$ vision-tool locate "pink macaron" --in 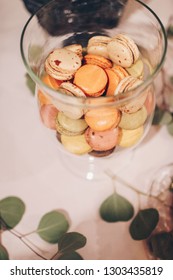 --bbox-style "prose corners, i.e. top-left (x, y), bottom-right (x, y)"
top-left (85, 125), bottom-right (120, 151)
